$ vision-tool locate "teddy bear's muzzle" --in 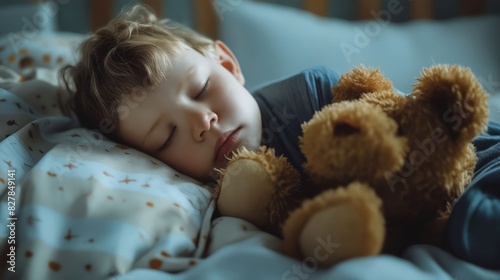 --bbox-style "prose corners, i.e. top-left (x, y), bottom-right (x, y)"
top-left (300, 101), bottom-right (409, 185)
